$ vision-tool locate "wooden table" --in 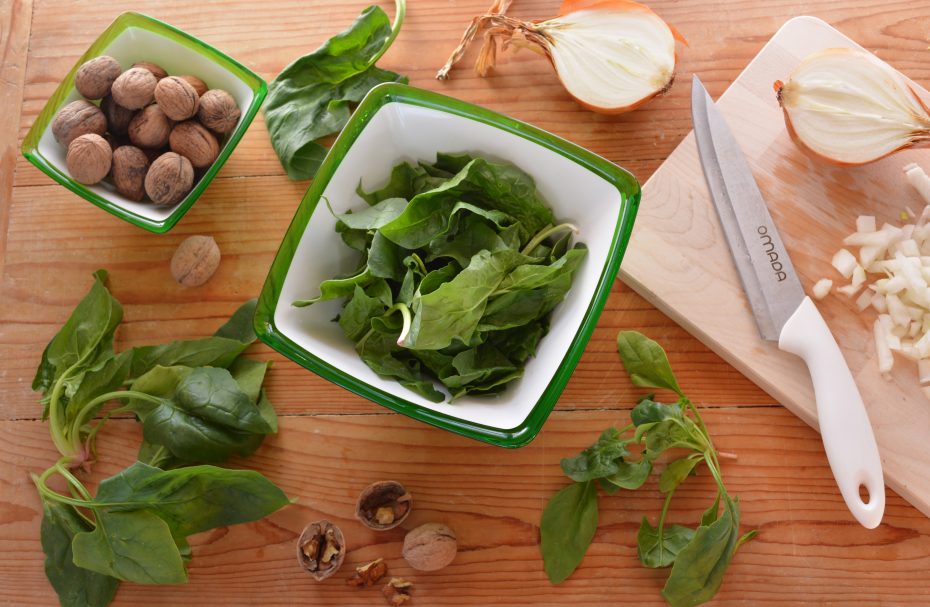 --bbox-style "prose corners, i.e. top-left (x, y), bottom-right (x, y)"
top-left (3, 1), bottom-right (930, 605)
